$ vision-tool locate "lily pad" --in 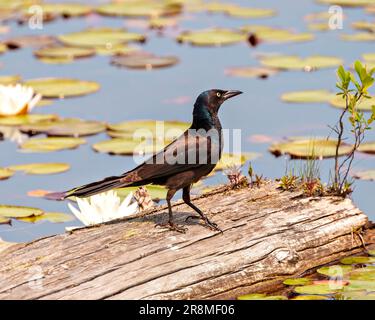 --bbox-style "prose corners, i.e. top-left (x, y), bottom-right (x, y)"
top-left (58, 28), bottom-right (145, 48)
top-left (330, 95), bottom-right (375, 111)
top-left (340, 256), bottom-right (375, 264)
top-left (225, 66), bottom-right (279, 79)
top-left (0, 216), bottom-right (10, 224)
top-left (283, 278), bottom-right (312, 286)
top-left (349, 269), bottom-right (375, 281)
top-left (294, 283), bottom-right (341, 295)
top-left (5, 35), bottom-right (57, 49)
top-left (241, 25), bottom-right (314, 44)
top-left (352, 21), bottom-right (375, 32)
top-left (260, 55), bottom-right (343, 71)
top-left (346, 280), bottom-right (375, 291)
top-left (353, 170), bottom-right (375, 181)
top-left (317, 0), bottom-right (375, 7)
top-left (17, 212), bottom-right (74, 223)
top-left (20, 137), bottom-right (86, 153)
top-left (0, 205), bottom-right (43, 218)
top-left (116, 185), bottom-right (168, 200)
top-left (341, 33), bottom-right (375, 41)
top-left (0, 114), bottom-right (58, 126)
top-left (36, 57), bottom-right (74, 65)
top-left (149, 17), bottom-right (178, 29)
top-left (20, 118), bottom-right (106, 137)
top-left (269, 139), bottom-right (353, 159)
top-left (363, 53), bottom-right (375, 62)
top-left (292, 295), bottom-right (329, 300)
top-left (34, 46), bottom-right (95, 60)
top-left (358, 142), bottom-right (375, 154)
top-left (215, 153), bottom-right (260, 171)
top-left (111, 54), bottom-right (179, 70)
top-left (317, 265), bottom-right (353, 277)
top-left (96, 2), bottom-right (182, 18)
top-left (108, 120), bottom-right (189, 140)
top-left (24, 78), bottom-right (100, 99)
top-left (281, 90), bottom-right (335, 103)
top-left (95, 44), bottom-right (139, 56)
top-left (0, 168), bottom-right (14, 180)
top-left (92, 138), bottom-right (164, 156)
top-left (8, 163), bottom-right (70, 175)
top-left (35, 3), bottom-right (92, 17)
top-left (177, 28), bottom-right (247, 46)
top-left (0, 75), bottom-right (21, 85)
top-left (226, 6), bottom-right (276, 19)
